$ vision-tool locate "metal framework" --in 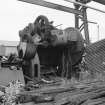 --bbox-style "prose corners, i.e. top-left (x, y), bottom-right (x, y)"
top-left (18, 0), bottom-right (105, 45)
top-left (18, 0), bottom-right (82, 15)
top-left (64, 0), bottom-right (105, 13)
top-left (74, 2), bottom-right (90, 44)
top-left (93, 0), bottom-right (105, 5)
